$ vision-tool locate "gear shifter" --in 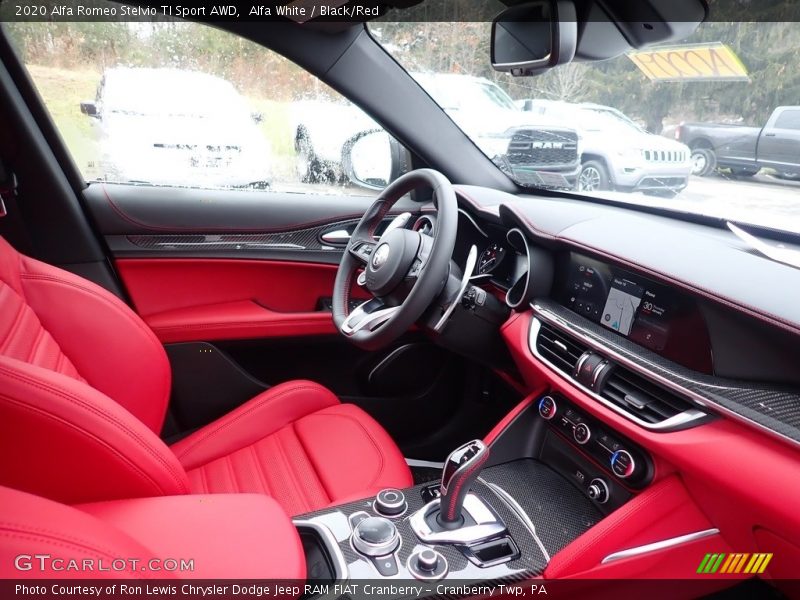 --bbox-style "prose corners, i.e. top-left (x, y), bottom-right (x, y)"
top-left (437, 439), bottom-right (489, 529)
